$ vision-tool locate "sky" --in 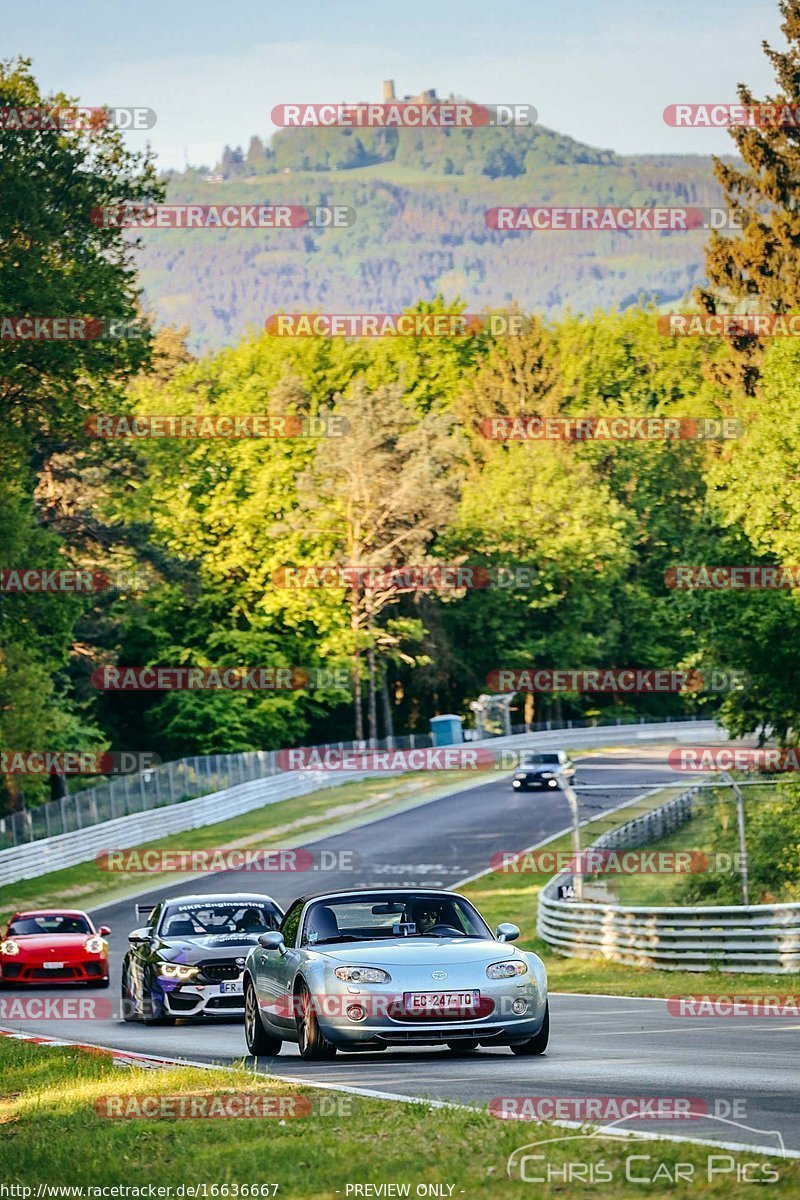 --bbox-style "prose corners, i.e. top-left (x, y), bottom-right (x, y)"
top-left (4, 0), bottom-right (785, 170)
